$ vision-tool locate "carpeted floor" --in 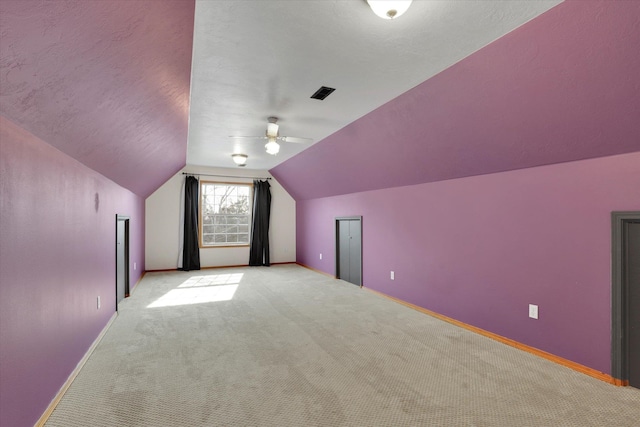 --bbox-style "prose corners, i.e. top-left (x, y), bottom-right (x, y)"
top-left (46, 264), bottom-right (640, 426)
